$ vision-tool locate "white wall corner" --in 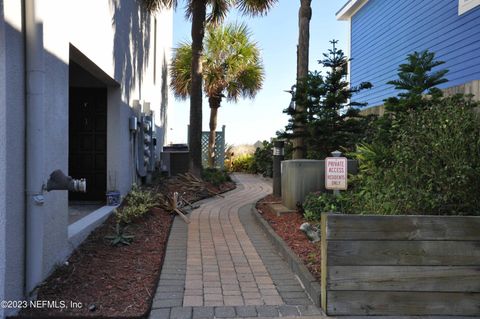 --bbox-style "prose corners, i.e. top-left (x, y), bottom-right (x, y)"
top-left (336, 0), bottom-right (369, 21)
top-left (458, 0), bottom-right (480, 15)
